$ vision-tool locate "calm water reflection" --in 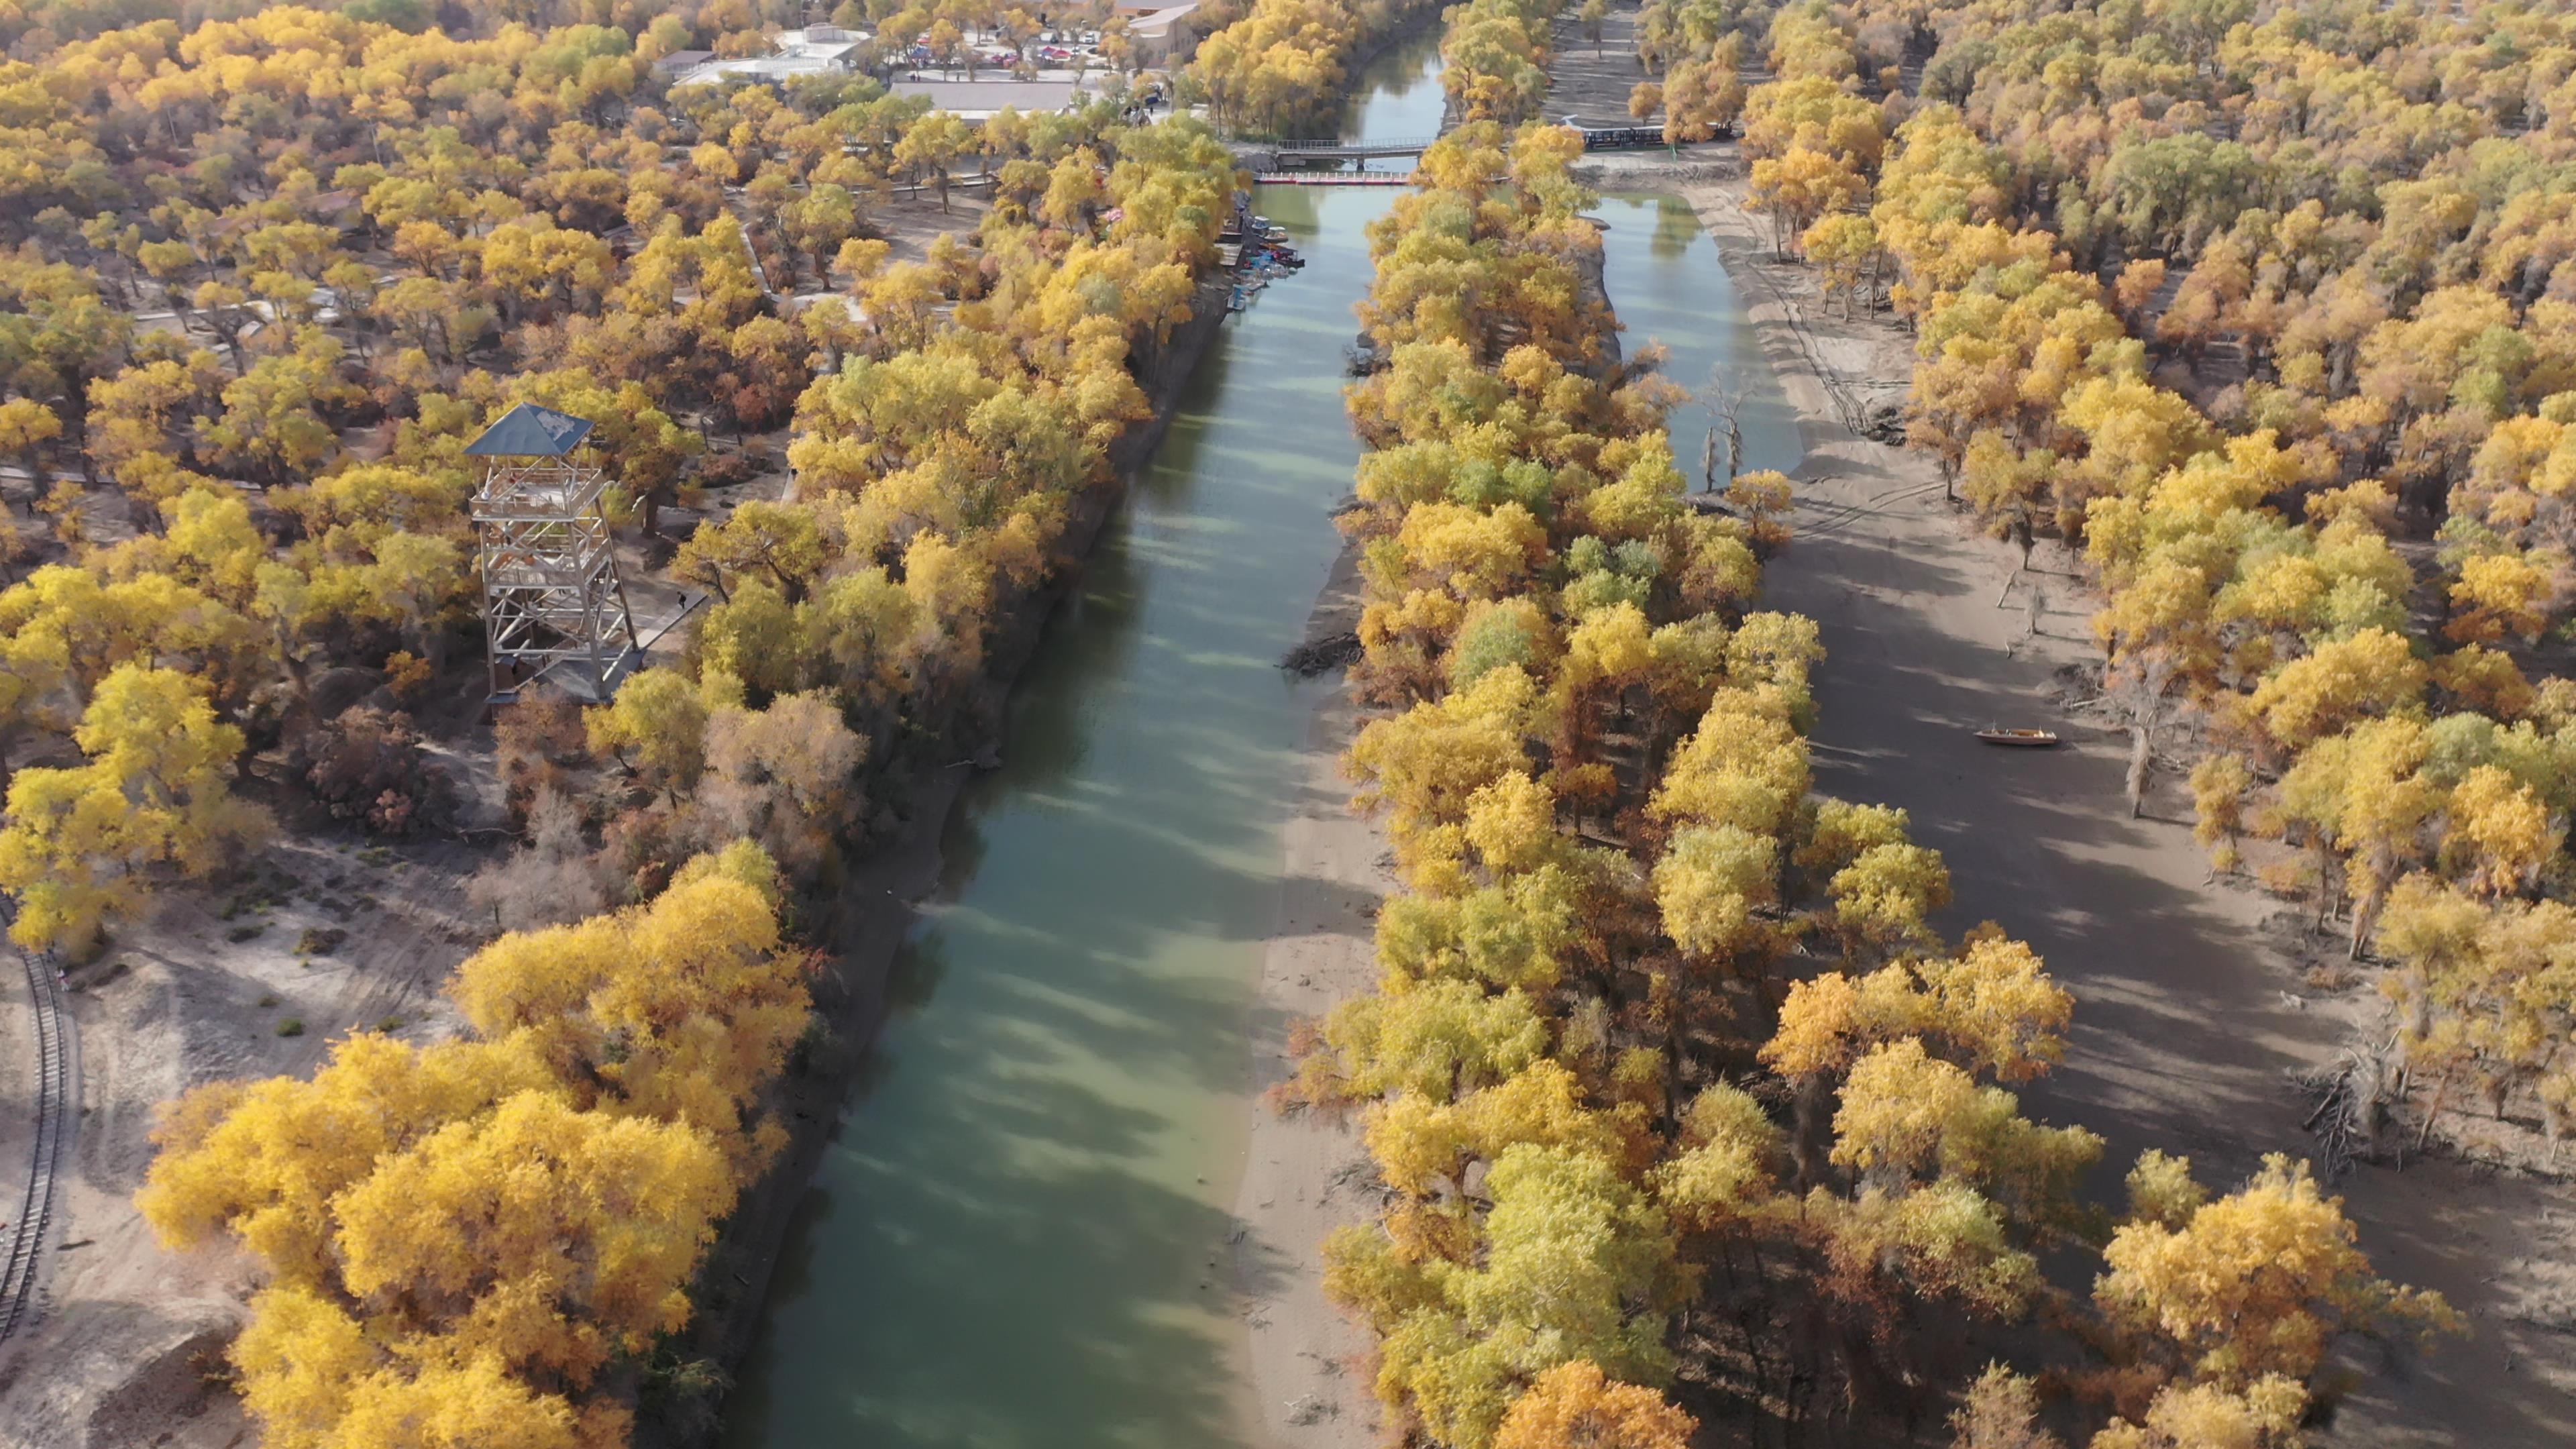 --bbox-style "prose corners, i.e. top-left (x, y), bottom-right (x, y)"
top-left (1595, 191), bottom-right (1804, 480)
top-left (723, 76), bottom-right (1800, 1449)
top-left (720, 44), bottom-right (1444, 1449)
